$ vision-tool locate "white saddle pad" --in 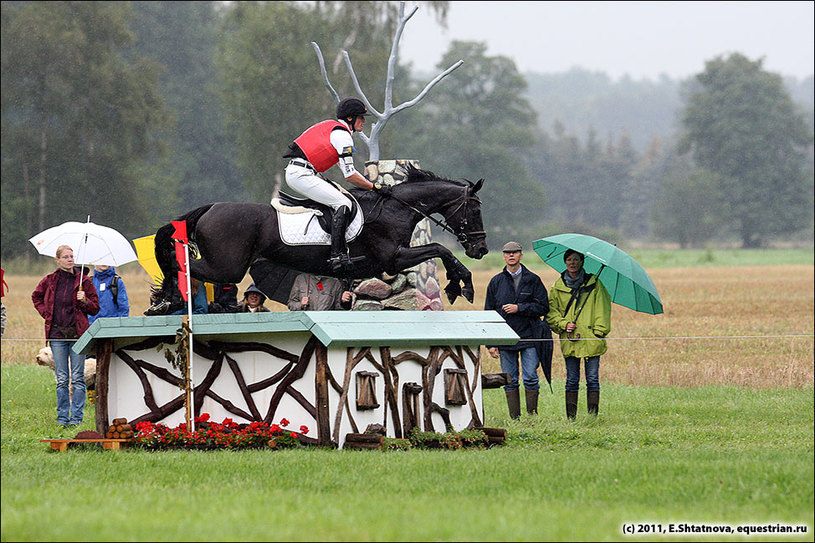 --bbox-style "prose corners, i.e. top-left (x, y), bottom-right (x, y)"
top-left (273, 200), bottom-right (363, 246)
